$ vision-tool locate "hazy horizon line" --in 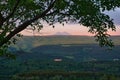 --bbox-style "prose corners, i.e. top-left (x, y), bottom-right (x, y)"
top-left (22, 34), bottom-right (120, 37)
